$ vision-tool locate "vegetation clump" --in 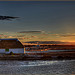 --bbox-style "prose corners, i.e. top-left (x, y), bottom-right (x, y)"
top-left (10, 51), bottom-right (14, 55)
